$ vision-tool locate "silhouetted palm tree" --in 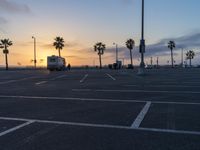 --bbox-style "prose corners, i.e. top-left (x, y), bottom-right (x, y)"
top-left (53, 37), bottom-right (65, 57)
top-left (0, 39), bottom-right (13, 70)
top-left (186, 50), bottom-right (195, 67)
top-left (126, 39), bottom-right (135, 66)
top-left (168, 41), bottom-right (176, 68)
top-left (94, 42), bottom-right (106, 69)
